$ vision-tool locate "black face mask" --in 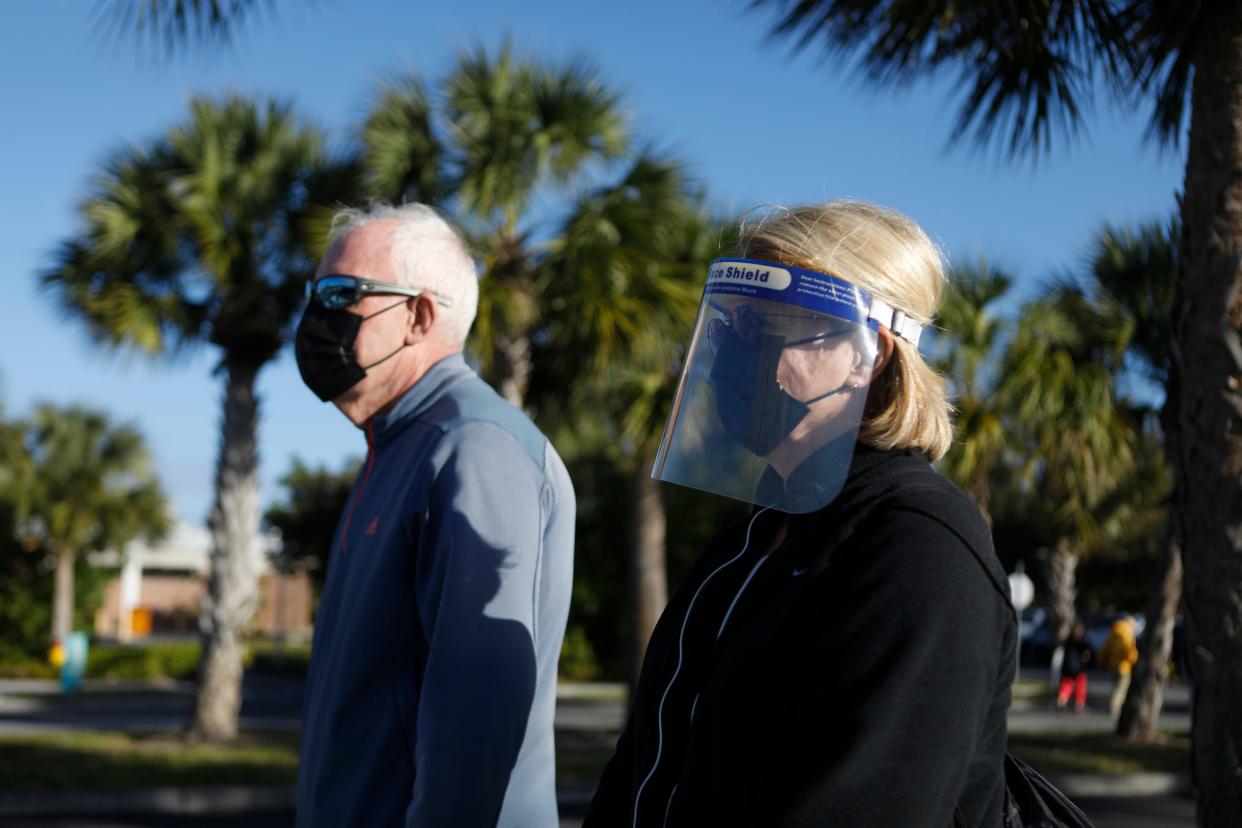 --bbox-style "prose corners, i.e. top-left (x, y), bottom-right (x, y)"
top-left (708, 328), bottom-right (851, 456)
top-left (295, 300), bottom-right (408, 402)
